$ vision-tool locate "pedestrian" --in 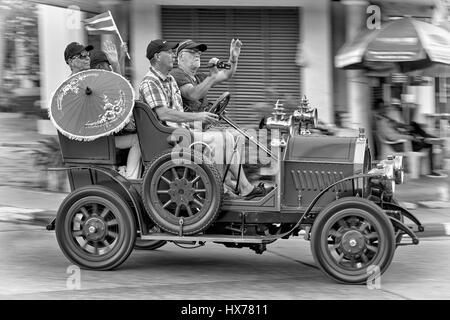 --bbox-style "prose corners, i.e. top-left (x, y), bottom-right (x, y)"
top-left (138, 39), bottom-right (269, 199)
top-left (374, 99), bottom-right (447, 178)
